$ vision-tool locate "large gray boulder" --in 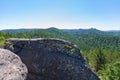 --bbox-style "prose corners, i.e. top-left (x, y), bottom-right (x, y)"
top-left (5, 38), bottom-right (100, 80)
top-left (0, 48), bottom-right (28, 80)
